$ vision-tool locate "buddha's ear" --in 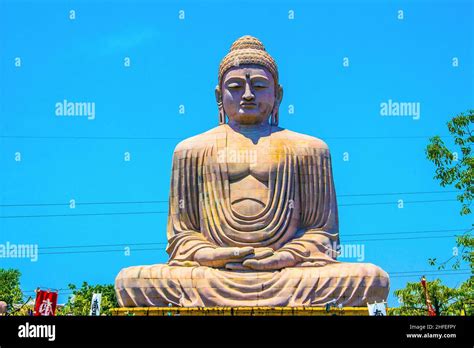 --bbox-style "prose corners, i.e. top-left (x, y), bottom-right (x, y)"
top-left (271, 84), bottom-right (283, 126)
top-left (273, 84), bottom-right (283, 111)
top-left (276, 84), bottom-right (283, 105)
top-left (215, 85), bottom-right (226, 125)
top-left (215, 85), bottom-right (222, 102)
